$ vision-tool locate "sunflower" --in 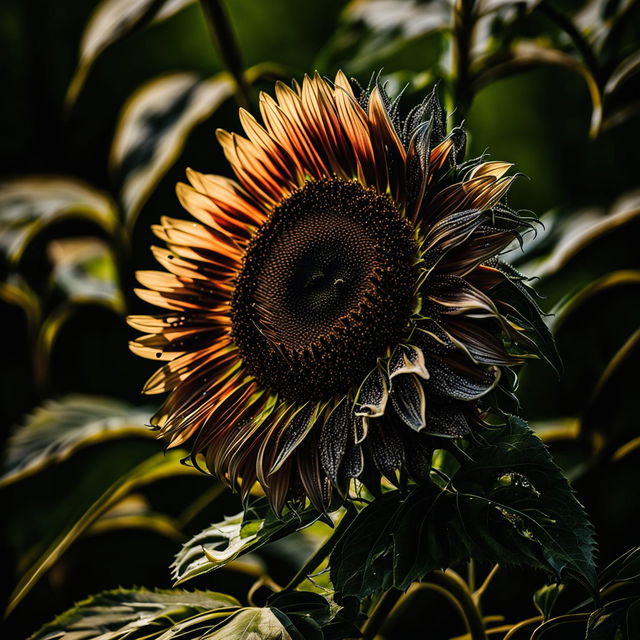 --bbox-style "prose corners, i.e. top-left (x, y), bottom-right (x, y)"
top-left (129, 71), bottom-right (550, 514)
